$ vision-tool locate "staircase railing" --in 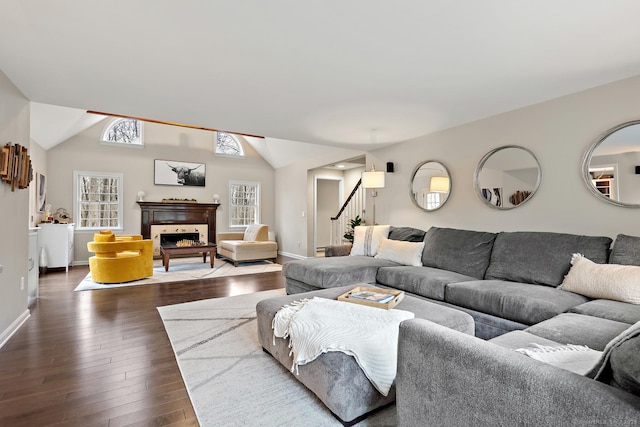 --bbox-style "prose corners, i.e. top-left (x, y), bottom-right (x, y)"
top-left (330, 179), bottom-right (365, 246)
